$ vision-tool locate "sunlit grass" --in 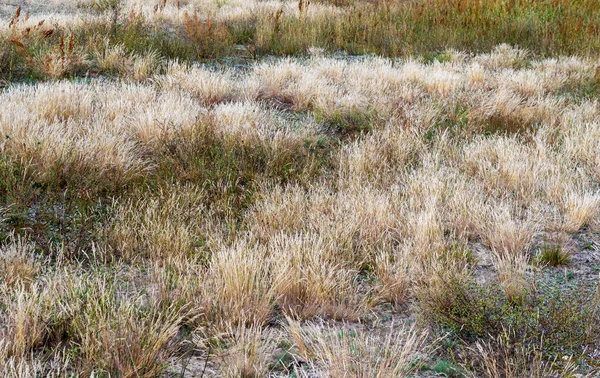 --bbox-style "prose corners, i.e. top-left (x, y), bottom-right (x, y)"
top-left (1, 1), bottom-right (600, 377)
